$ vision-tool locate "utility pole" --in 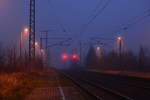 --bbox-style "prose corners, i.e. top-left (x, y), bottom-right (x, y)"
top-left (29, 0), bottom-right (36, 59)
top-left (40, 30), bottom-right (49, 52)
top-left (117, 36), bottom-right (123, 57)
top-left (119, 39), bottom-right (122, 59)
top-left (79, 41), bottom-right (82, 65)
top-left (20, 32), bottom-right (23, 58)
top-left (119, 38), bottom-right (122, 68)
top-left (40, 37), bottom-right (43, 49)
top-left (40, 34), bottom-right (72, 56)
top-left (45, 31), bottom-right (48, 51)
top-left (117, 36), bottom-right (123, 68)
top-left (40, 30), bottom-right (50, 66)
